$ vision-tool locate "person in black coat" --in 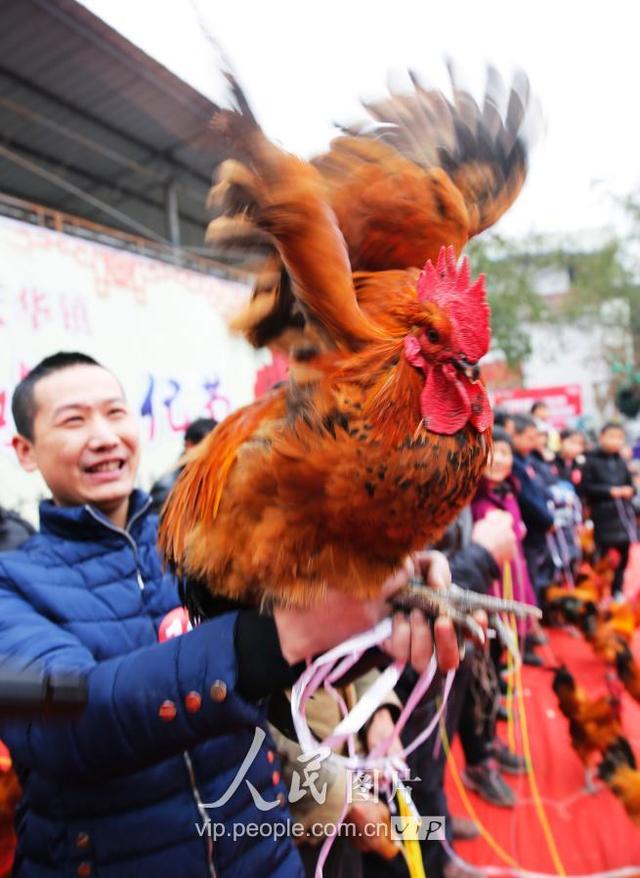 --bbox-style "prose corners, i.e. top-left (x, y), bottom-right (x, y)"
top-left (0, 504), bottom-right (34, 553)
top-left (581, 422), bottom-right (636, 597)
top-left (510, 415), bottom-right (555, 597)
top-left (149, 418), bottom-right (217, 514)
top-left (364, 507), bottom-right (518, 878)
